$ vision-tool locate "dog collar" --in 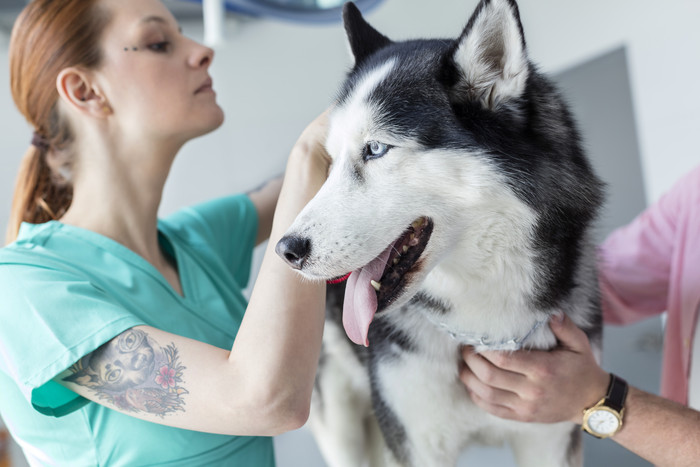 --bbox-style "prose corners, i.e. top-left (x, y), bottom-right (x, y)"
top-left (426, 315), bottom-right (549, 351)
top-left (327, 272), bottom-right (351, 284)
